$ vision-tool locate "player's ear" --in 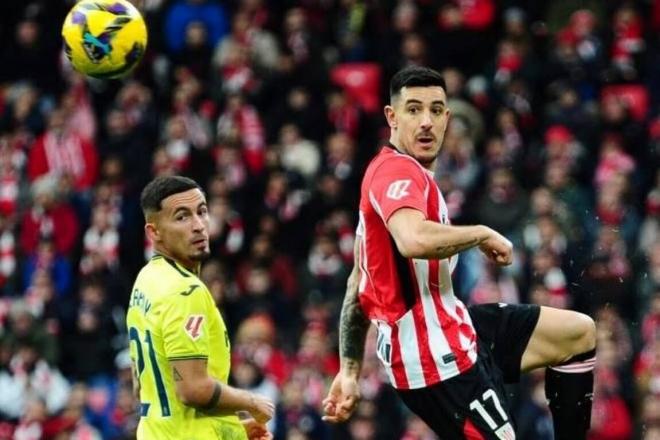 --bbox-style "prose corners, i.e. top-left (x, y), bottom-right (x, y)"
top-left (442, 108), bottom-right (451, 133)
top-left (384, 105), bottom-right (397, 129)
top-left (145, 222), bottom-right (160, 243)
